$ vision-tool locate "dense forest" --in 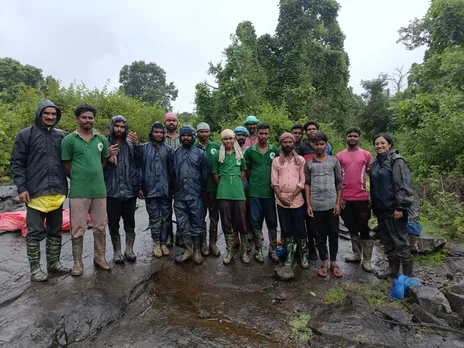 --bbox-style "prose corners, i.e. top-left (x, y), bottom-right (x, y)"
top-left (0, 0), bottom-right (463, 237)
